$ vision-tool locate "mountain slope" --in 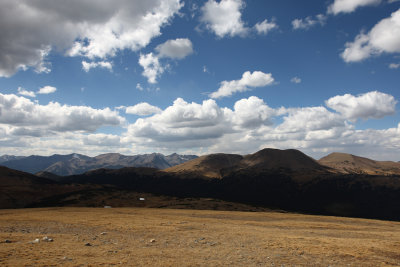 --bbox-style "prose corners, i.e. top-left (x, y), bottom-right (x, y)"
top-left (165, 153), bottom-right (243, 178)
top-left (0, 155), bottom-right (25, 163)
top-left (239, 148), bottom-right (328, 172)
top-left (318, 152), bottom-right (400, 175)
top-left (1, 154), bottom-right (90, 174)
top-left (0, 166), bottom-right (56, 208)
top-left (1, 153), bottom-right (198, 176)
top-left (165, 148), bottom-right (330, 179)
